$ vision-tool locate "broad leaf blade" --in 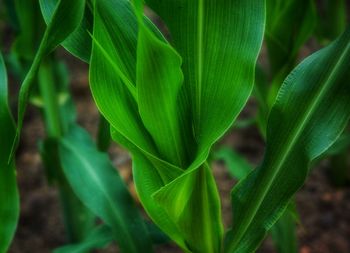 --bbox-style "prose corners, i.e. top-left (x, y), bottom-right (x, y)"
top-left (90, 0), bottom-right (156, 156)
top-left (145, 0), bottom-right (265, 153)
top-left (90, 0), bottom-right (265, 252)
top-left (226, 28), bottom-right (350, 253)
top-left (139, 2), bottom-right (265, 252)
top-left (40, 0), bottom-right (92, 62)
top-left (91, 6), bottom-right (186, 239)
top-left (135, 7), bottom-right (187, 167)
top-left (59, 125), bottom-right (153, 253)
top-left (270, 203), bottom-right (298, 253)
top-left (265, 0), bottom-right (317, 107)
top-left (0, 53), bottom-right (19, 253)
top-left (216, 147), bottom-right (298, 253)
top-left (13, 0), bottom-right (85, 157)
